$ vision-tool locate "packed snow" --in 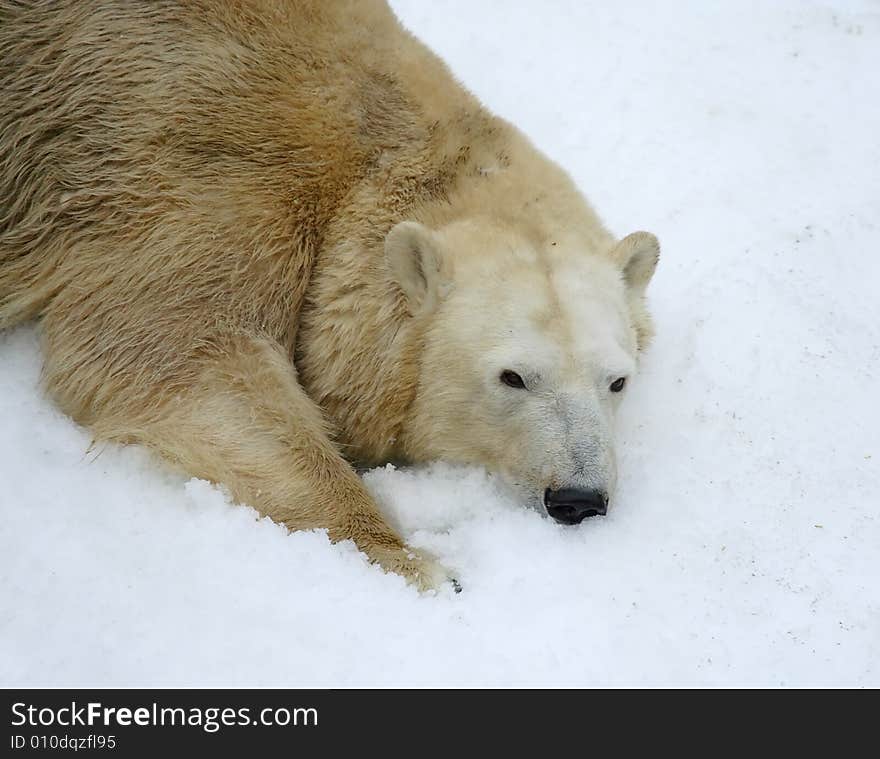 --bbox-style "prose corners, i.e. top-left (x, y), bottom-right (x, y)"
top-left (1, 0), bottom-right (878, 686)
